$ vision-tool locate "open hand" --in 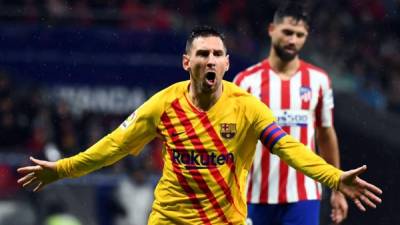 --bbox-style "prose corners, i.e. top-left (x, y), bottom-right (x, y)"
top-left (338, 165), bottom-right (382, 212)
top-left (17, 157), bottom-right (59, 192)
top-left (330, 190), bottom-right (348, 224)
